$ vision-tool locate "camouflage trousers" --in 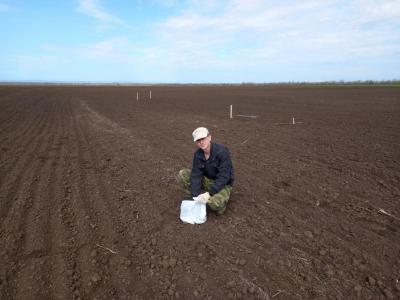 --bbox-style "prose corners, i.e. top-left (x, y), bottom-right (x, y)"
top-left (178, 168), bottom-right (232, 214)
